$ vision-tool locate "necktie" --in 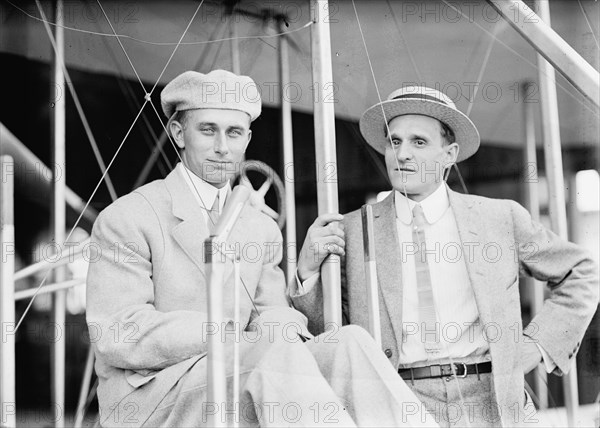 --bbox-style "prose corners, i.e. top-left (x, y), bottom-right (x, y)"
top-left (207, 193), bottom-right (220, 234)
top-left (412, 204), bottom-right (440, 354)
